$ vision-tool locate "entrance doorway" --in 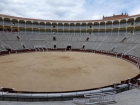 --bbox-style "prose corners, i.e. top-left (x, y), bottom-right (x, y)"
top-left (22, 44), bottom-right (26, 49)
top-left (67, 46), bottom-right (71, 50)
top-left (53, 37), bottom-right (56, 41)
top-left (82, 45), bottom-right (85, 49)
top-left (54, 45), bottom-right (56, 49)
